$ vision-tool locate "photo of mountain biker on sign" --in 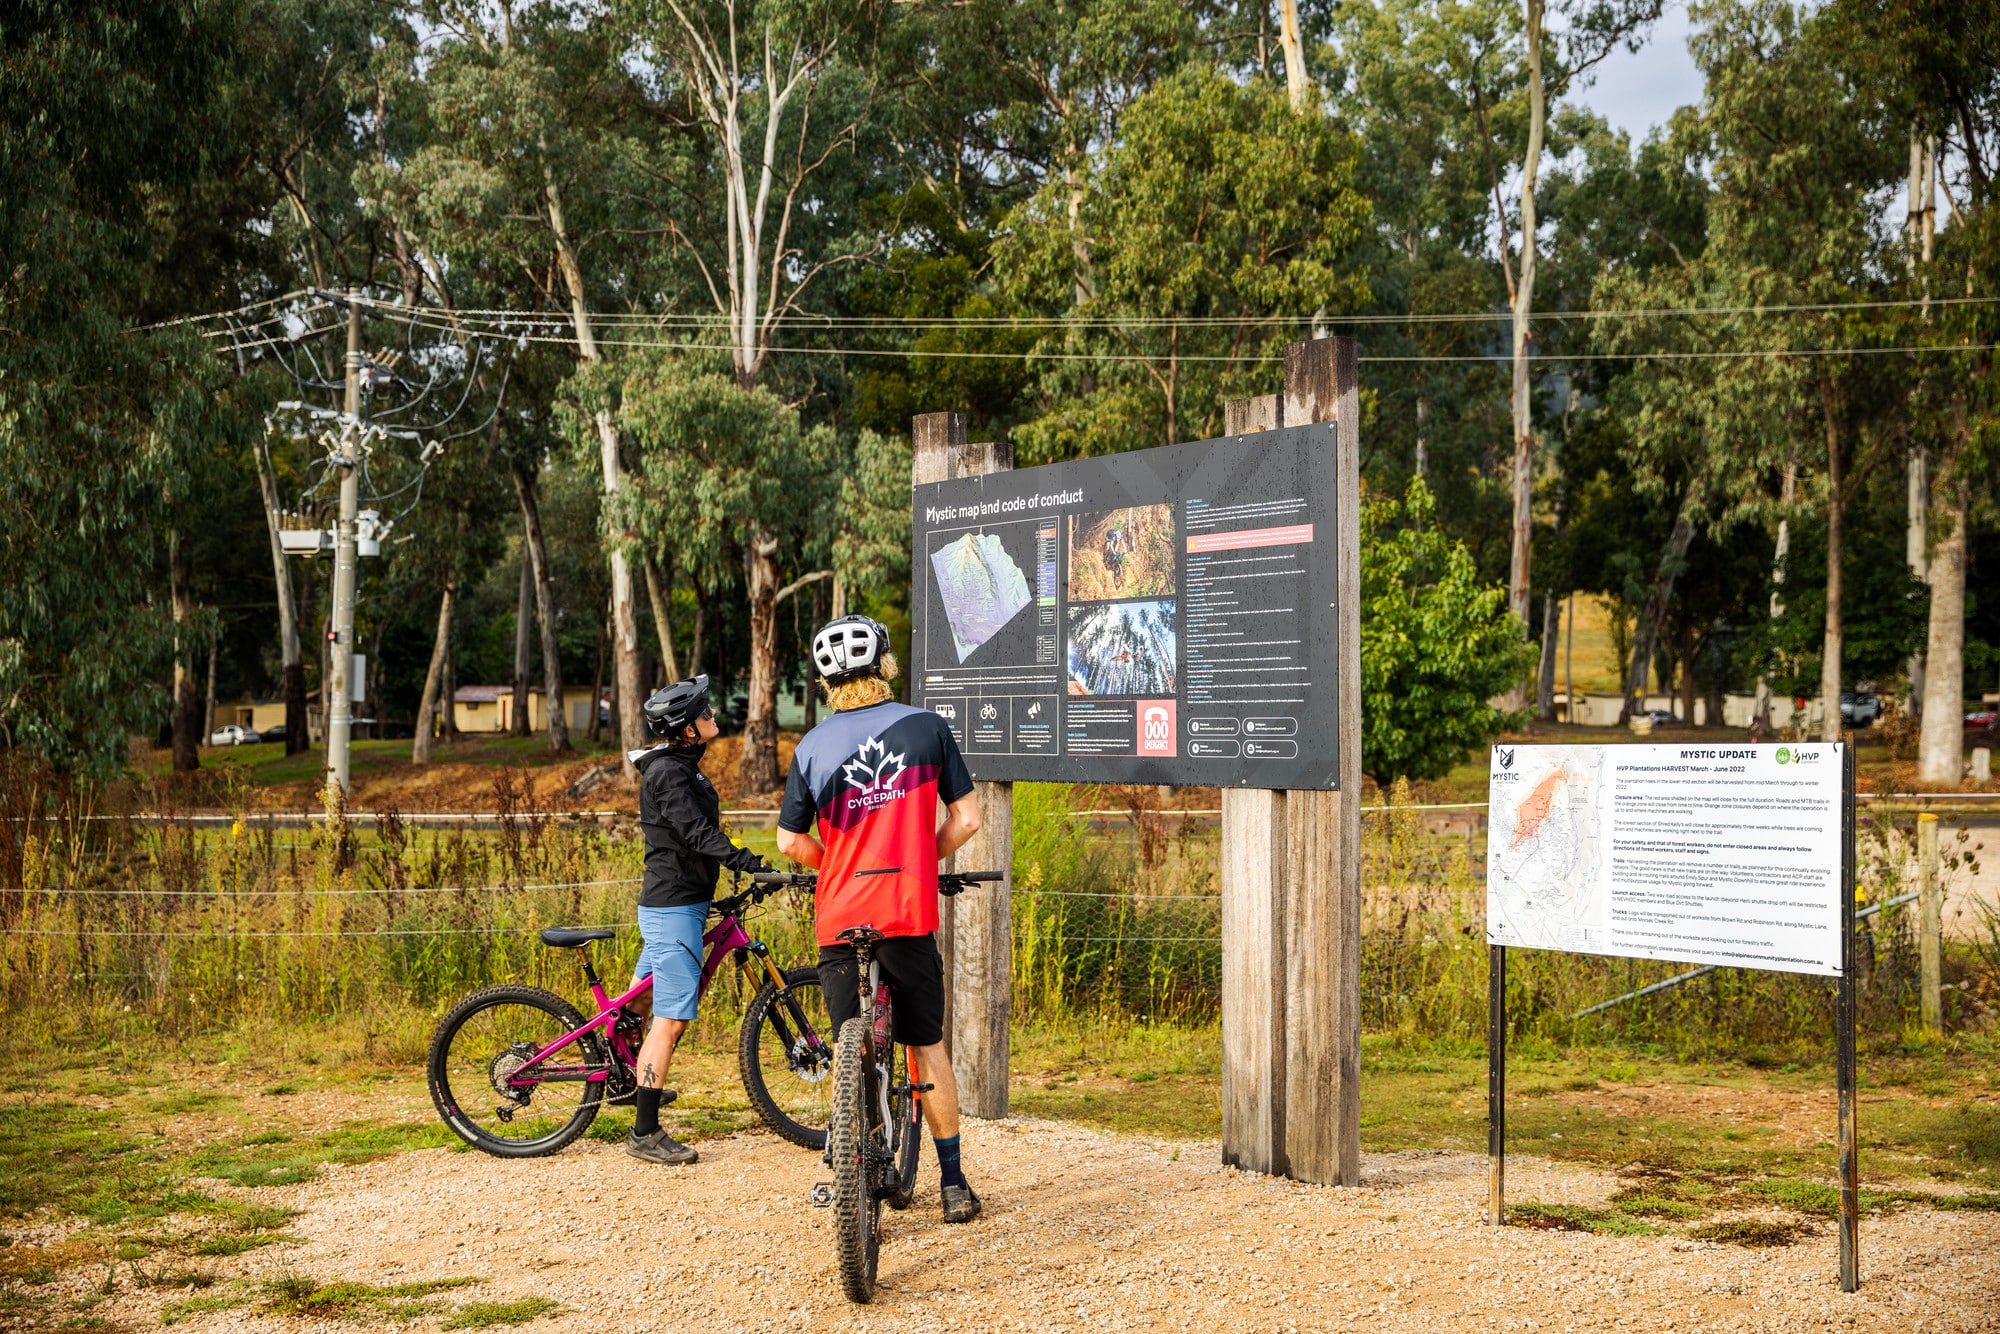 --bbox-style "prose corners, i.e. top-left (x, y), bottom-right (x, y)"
top-left (627, 674), bottom-right (775, 1166)
top-left (775, 615), bottom-right (987, 1224)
